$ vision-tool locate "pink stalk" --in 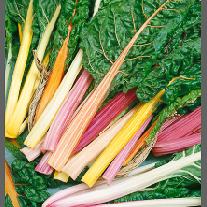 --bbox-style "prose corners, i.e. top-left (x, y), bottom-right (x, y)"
top-left (153, 132), bottom-right (201, 157)
top-left (35, 152), bottom-right (54, 175)
top-left (74, 90), bottom-right (137, 153)
top-left (42, 70), bottom-right (92, 152)
top-left (20, 143), bottom-right (42, 162)
top-left (152, 107), bottom-right (201, 157)
top-left (102, 116), bottom-right (152, 183)
top-left (157, 107), bottom-right (201, 143)
top-left (42, 181), bottom-right (106, 207)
